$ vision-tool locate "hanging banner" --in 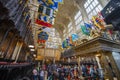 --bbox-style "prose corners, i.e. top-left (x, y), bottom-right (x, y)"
top-left (38, 14), bottom-right (54, 24)
top-left (38, 5), bottom-right (54, 17)
top-left (71, 34), bottom-right (79, 41)
top-left (37, 0), bottom-right (58, 27)
top-left (37, 39), bottom-right (46, 43)
top-left (92, 16), bottom-right (105, 30)
top-left (37, 40), bottom-right (46, 48)
top-left (84, 23), bottom-right (92, 29)
top-left (54, 0), bottom-right (63, 3)
top-left (36, 19), bottom-right (52, 27)
top-left (66, 38), bottom-right (69, 46)
top-left (81, 25), bottom-right (90, 36)
top-left (62, 40), bottom-right (67, 48)
top-left (38, 31), bottom-right (49, 40)
top-left (37, 5), bottom-right (55, 27)
top-left (38, 0), bottom-right (59, 10)
top-left (62, 36), bottom-right (74, 48)
top-left (68, 36), bottom-right (73, 46)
